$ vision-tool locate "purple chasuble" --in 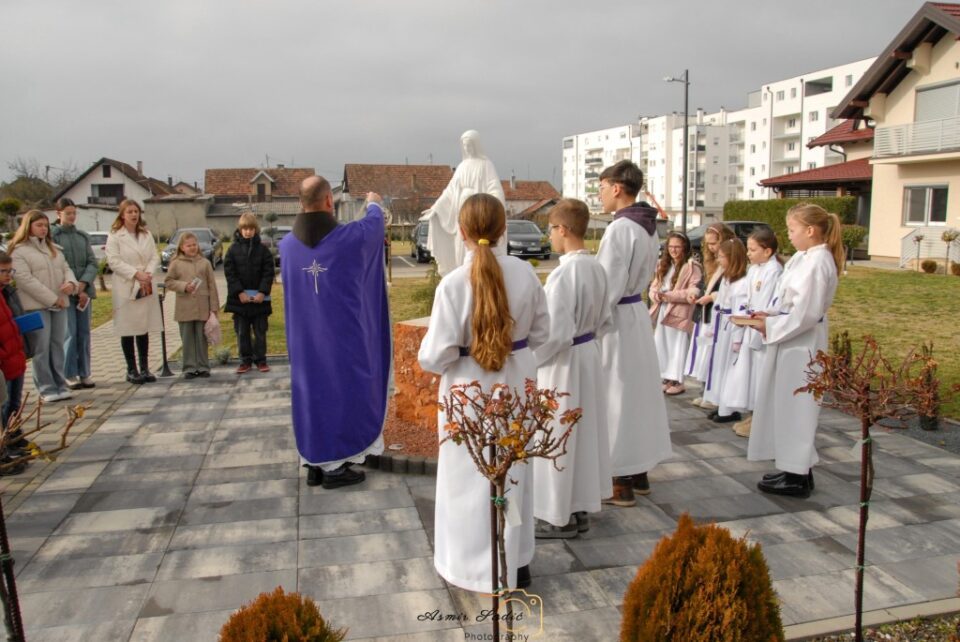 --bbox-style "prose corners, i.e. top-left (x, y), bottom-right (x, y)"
top-left (280, 203), bottom-right (390, 464)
